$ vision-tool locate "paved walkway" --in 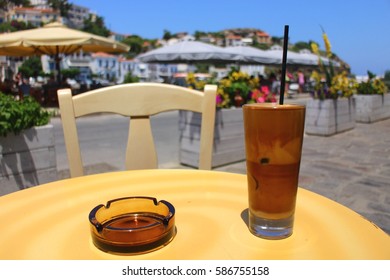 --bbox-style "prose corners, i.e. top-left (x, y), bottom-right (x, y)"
top-left (214, 117), bottom-right (390, 234)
